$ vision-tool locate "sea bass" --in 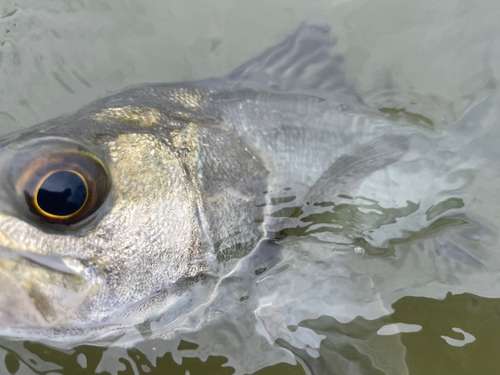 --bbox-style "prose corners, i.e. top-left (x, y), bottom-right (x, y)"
top-left (0, 25), bottom-right (467, 344)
